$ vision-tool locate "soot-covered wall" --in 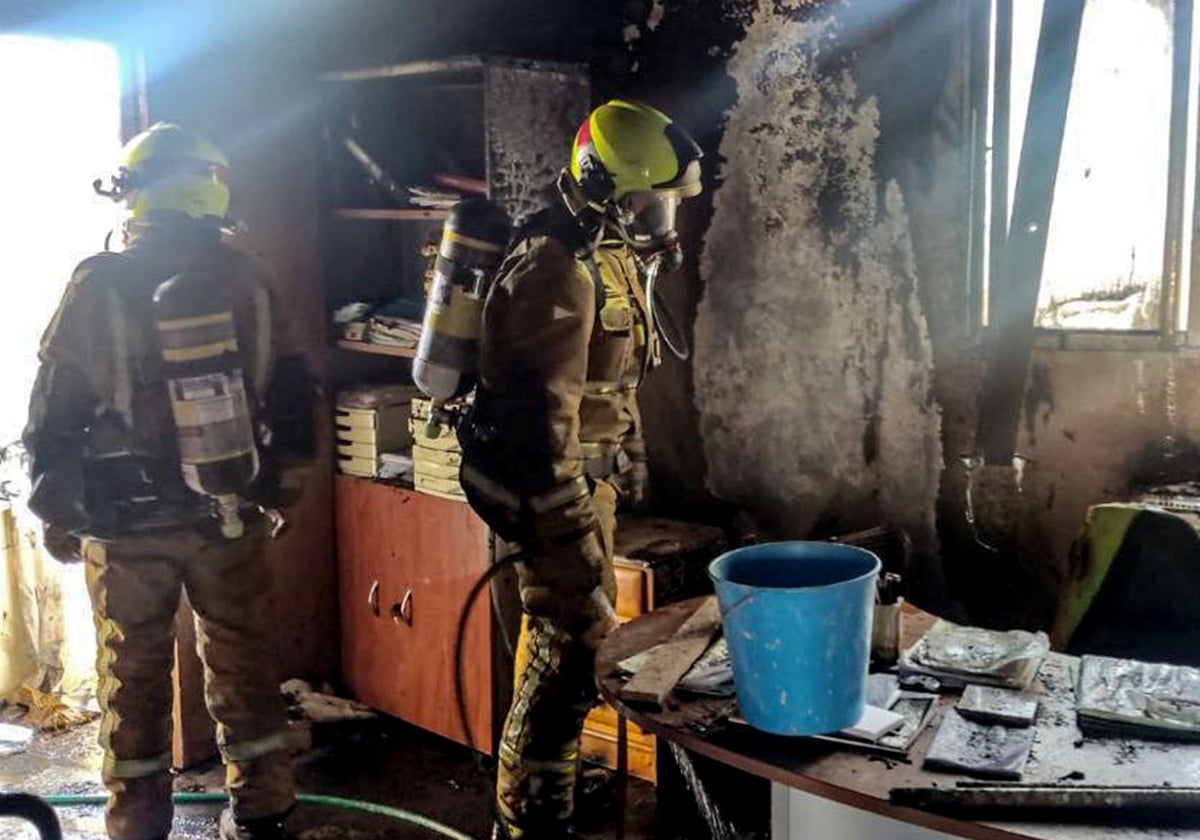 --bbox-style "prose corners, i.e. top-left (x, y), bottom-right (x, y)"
top-left (694, 7), bottom-right (943, 586)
